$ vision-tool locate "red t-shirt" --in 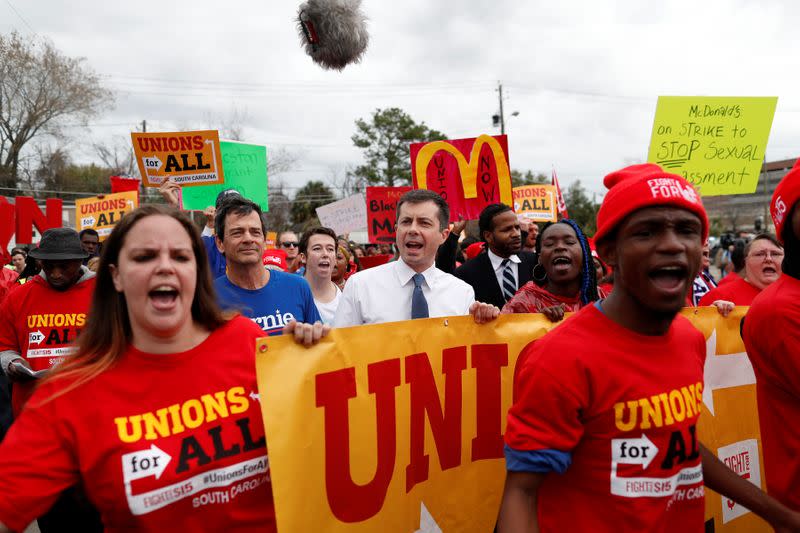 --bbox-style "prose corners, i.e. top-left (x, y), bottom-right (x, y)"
top-left (0, 267), bottom-right (19, 305)
top-left (716, 271), bottom-right (741, 287)
top-left (698, 276), bottom-right (760, 307)
top-left (743, 274), bottom-right (800, 509)
top-left (0, 316), bottom-right (275, 532)
top-left (500, 282), bottom-right (605, 315)
top-left (0, 274), bottom-right (96, 415)
top-left (506, 304), bottom-right (706, 532)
